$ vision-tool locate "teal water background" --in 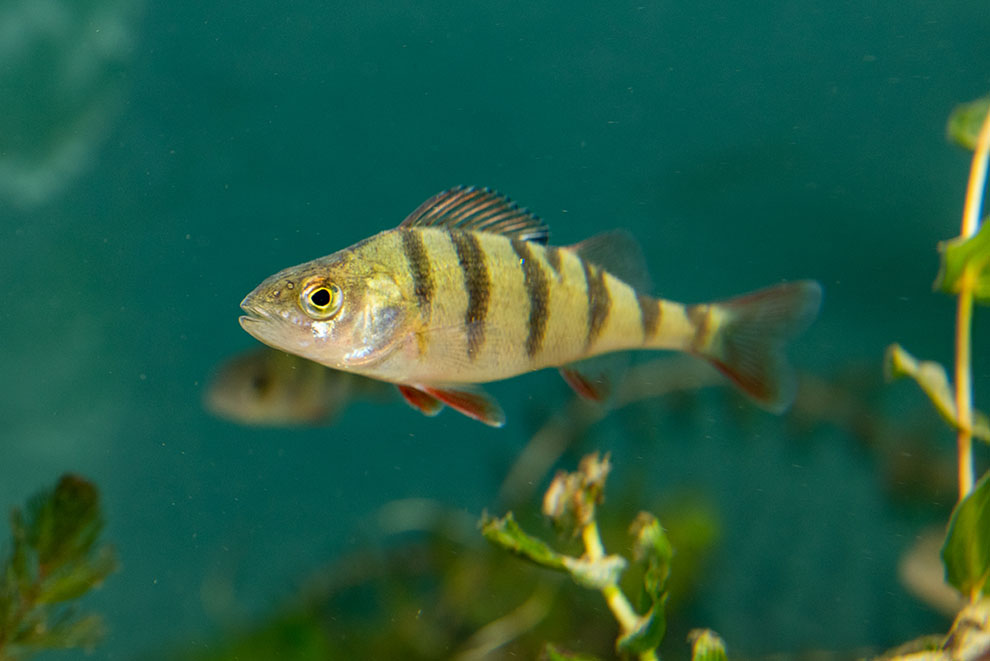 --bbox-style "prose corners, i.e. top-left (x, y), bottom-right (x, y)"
top-left (2, 1), bottom-right (989, 657)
